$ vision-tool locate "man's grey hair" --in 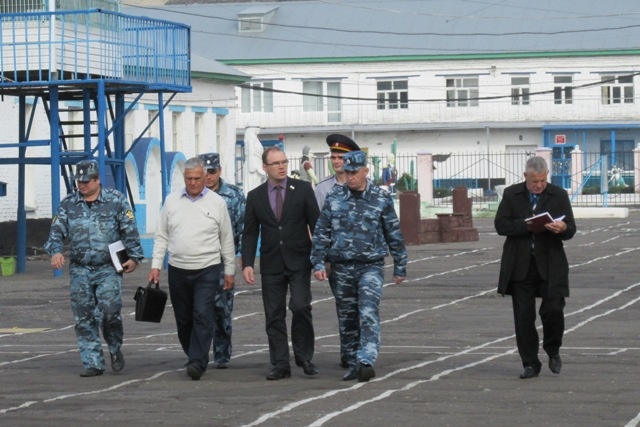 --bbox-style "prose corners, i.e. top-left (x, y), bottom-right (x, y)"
top-left (184, 156), bottom-right (206, 173)
top-left (525, 156), bottom-right (548, 174)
